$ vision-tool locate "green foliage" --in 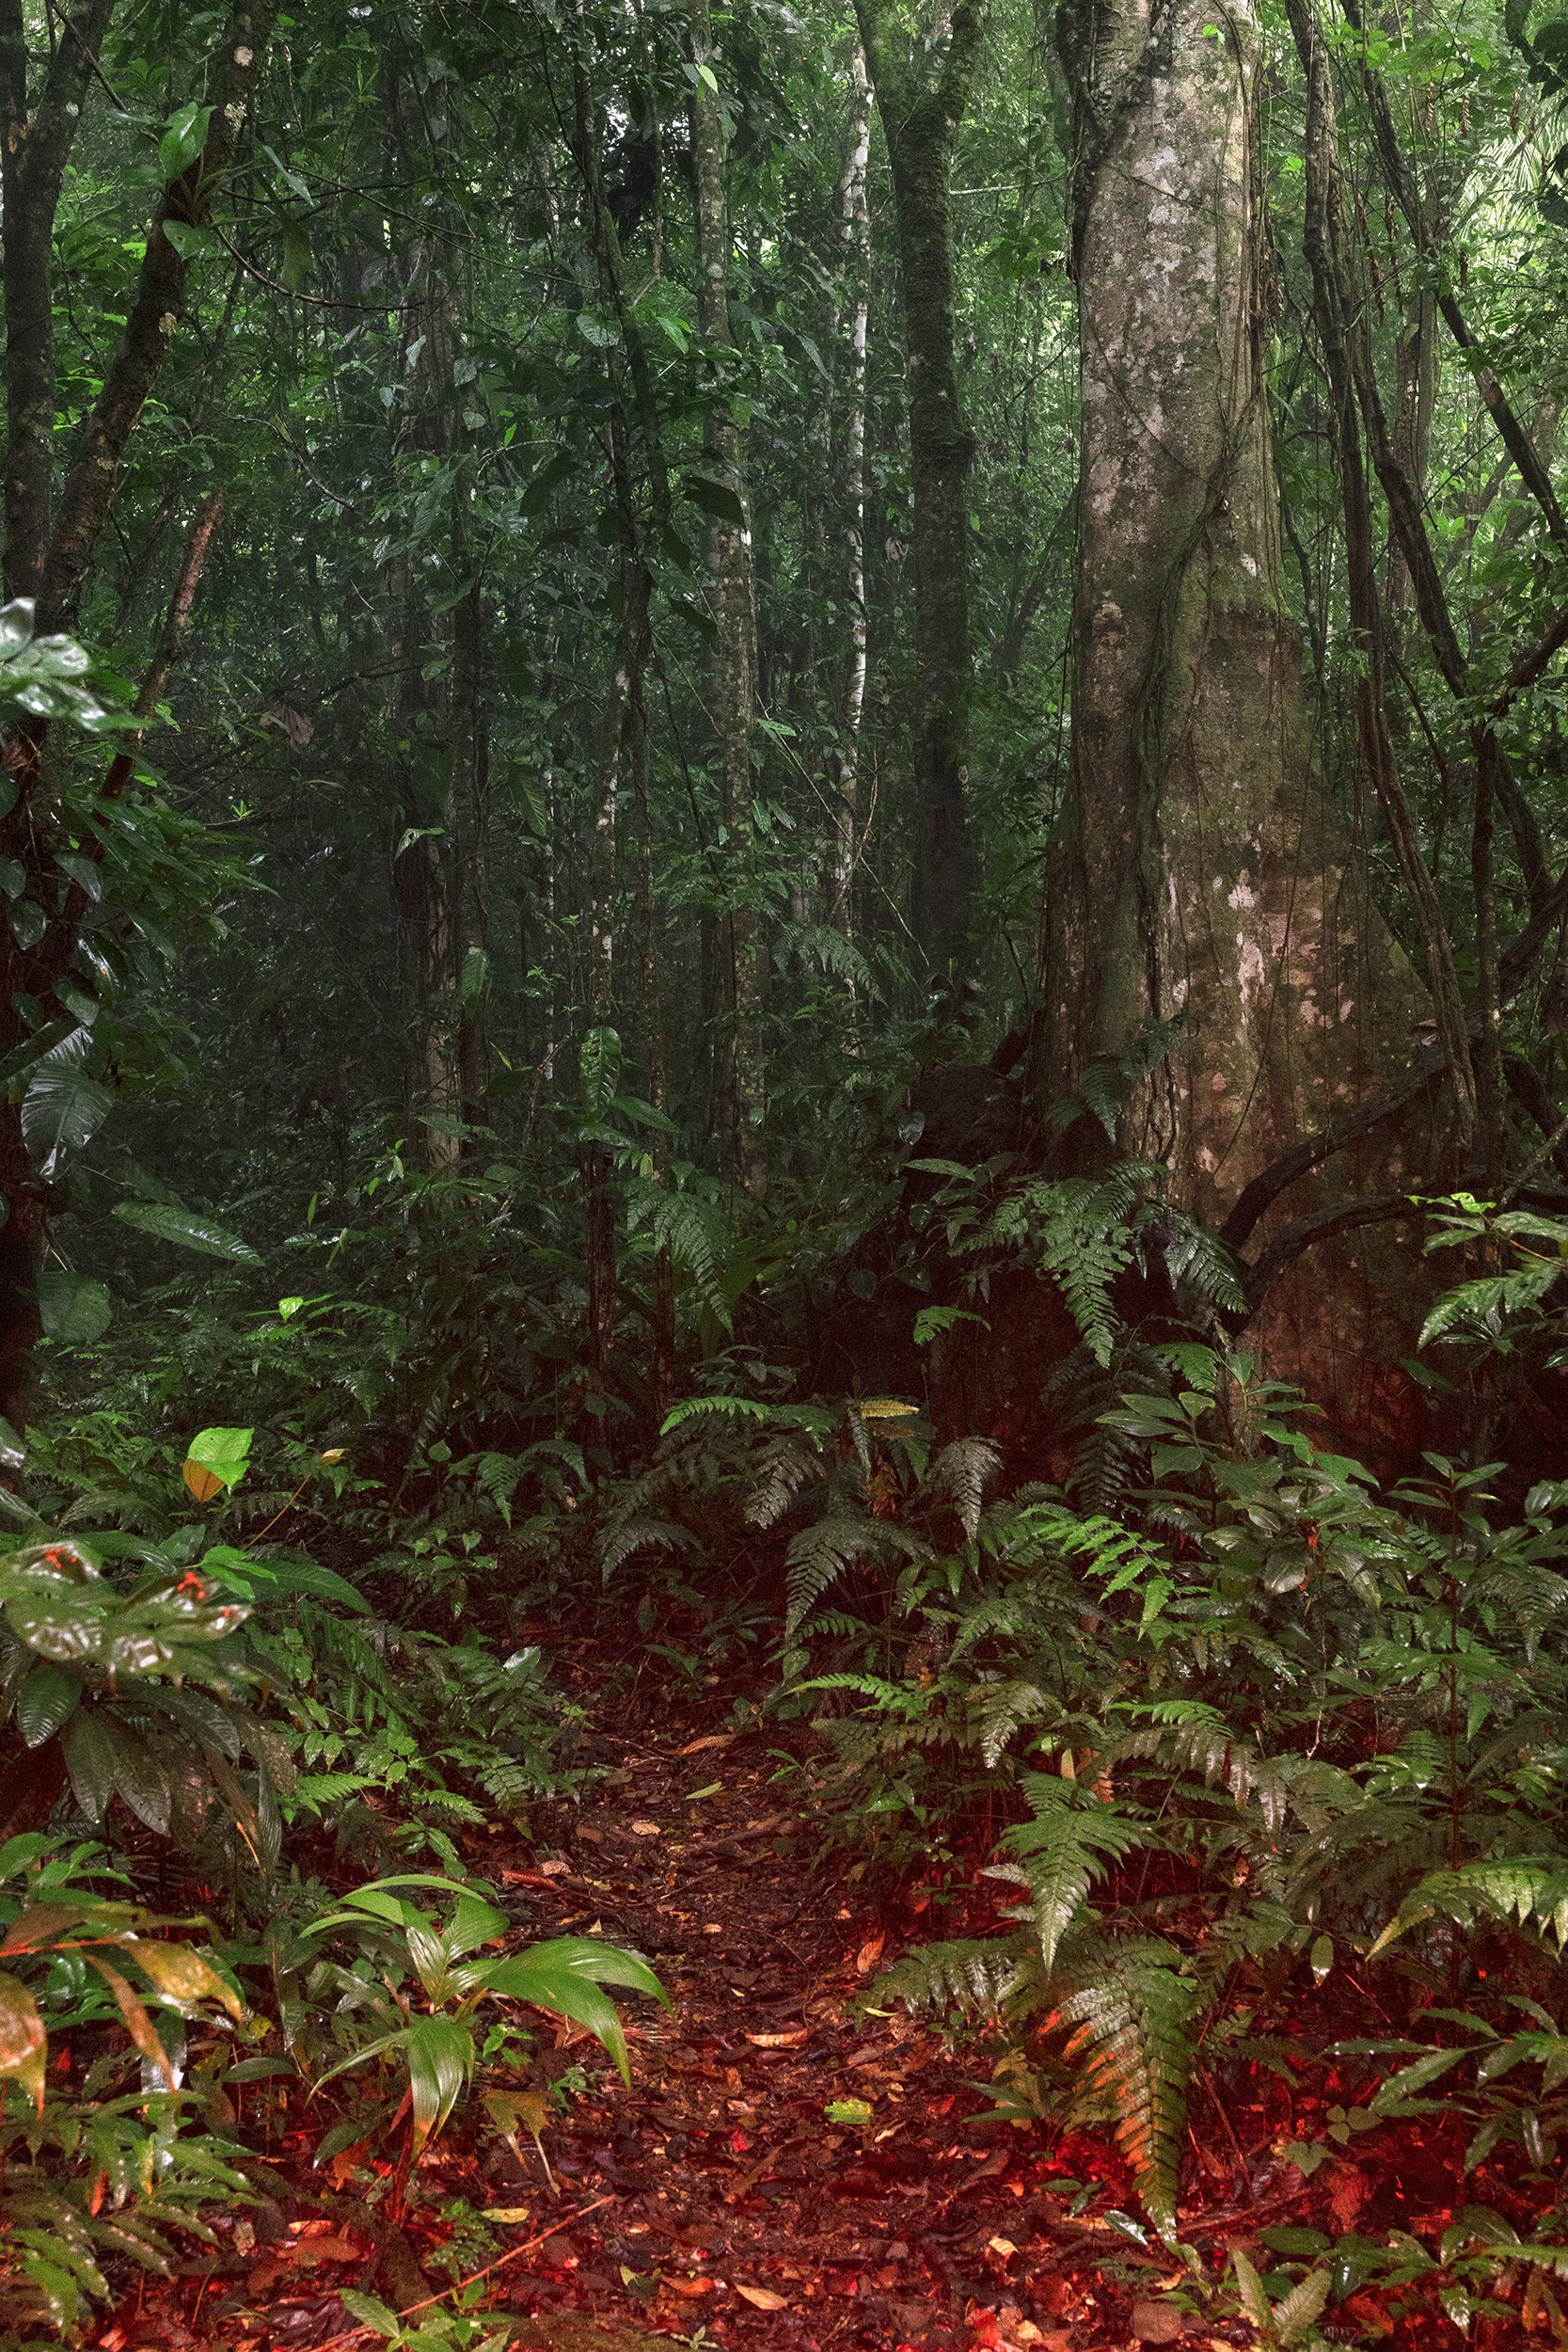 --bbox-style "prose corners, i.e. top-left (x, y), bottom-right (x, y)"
top-left (792, 1327), bottom-right (1568, 2244)
top-left (293, 1875), bottom-right (667, 2157)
